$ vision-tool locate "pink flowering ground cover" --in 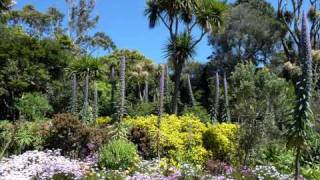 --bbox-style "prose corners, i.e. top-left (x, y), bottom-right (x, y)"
top-left (0, 150), bottom-right (91, 180)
